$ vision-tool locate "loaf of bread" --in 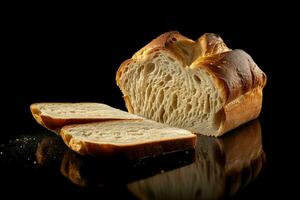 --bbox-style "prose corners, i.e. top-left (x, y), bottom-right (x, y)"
top-left (116, 32), bottom-right (267, 136)
top-left (60, 119), bottom-right (196, 159)
top-left (30, 102), bottom-right (143, 132)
